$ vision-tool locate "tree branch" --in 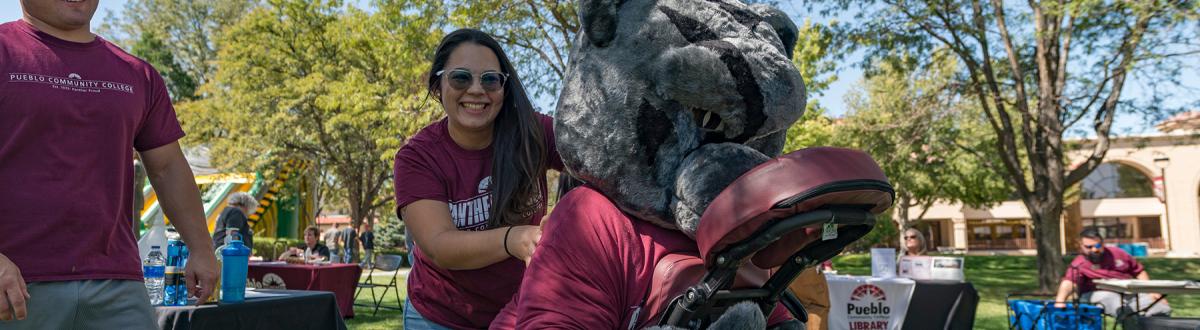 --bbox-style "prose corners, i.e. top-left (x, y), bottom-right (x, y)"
top-left (1066, 8), bottom-right (1153, 186)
